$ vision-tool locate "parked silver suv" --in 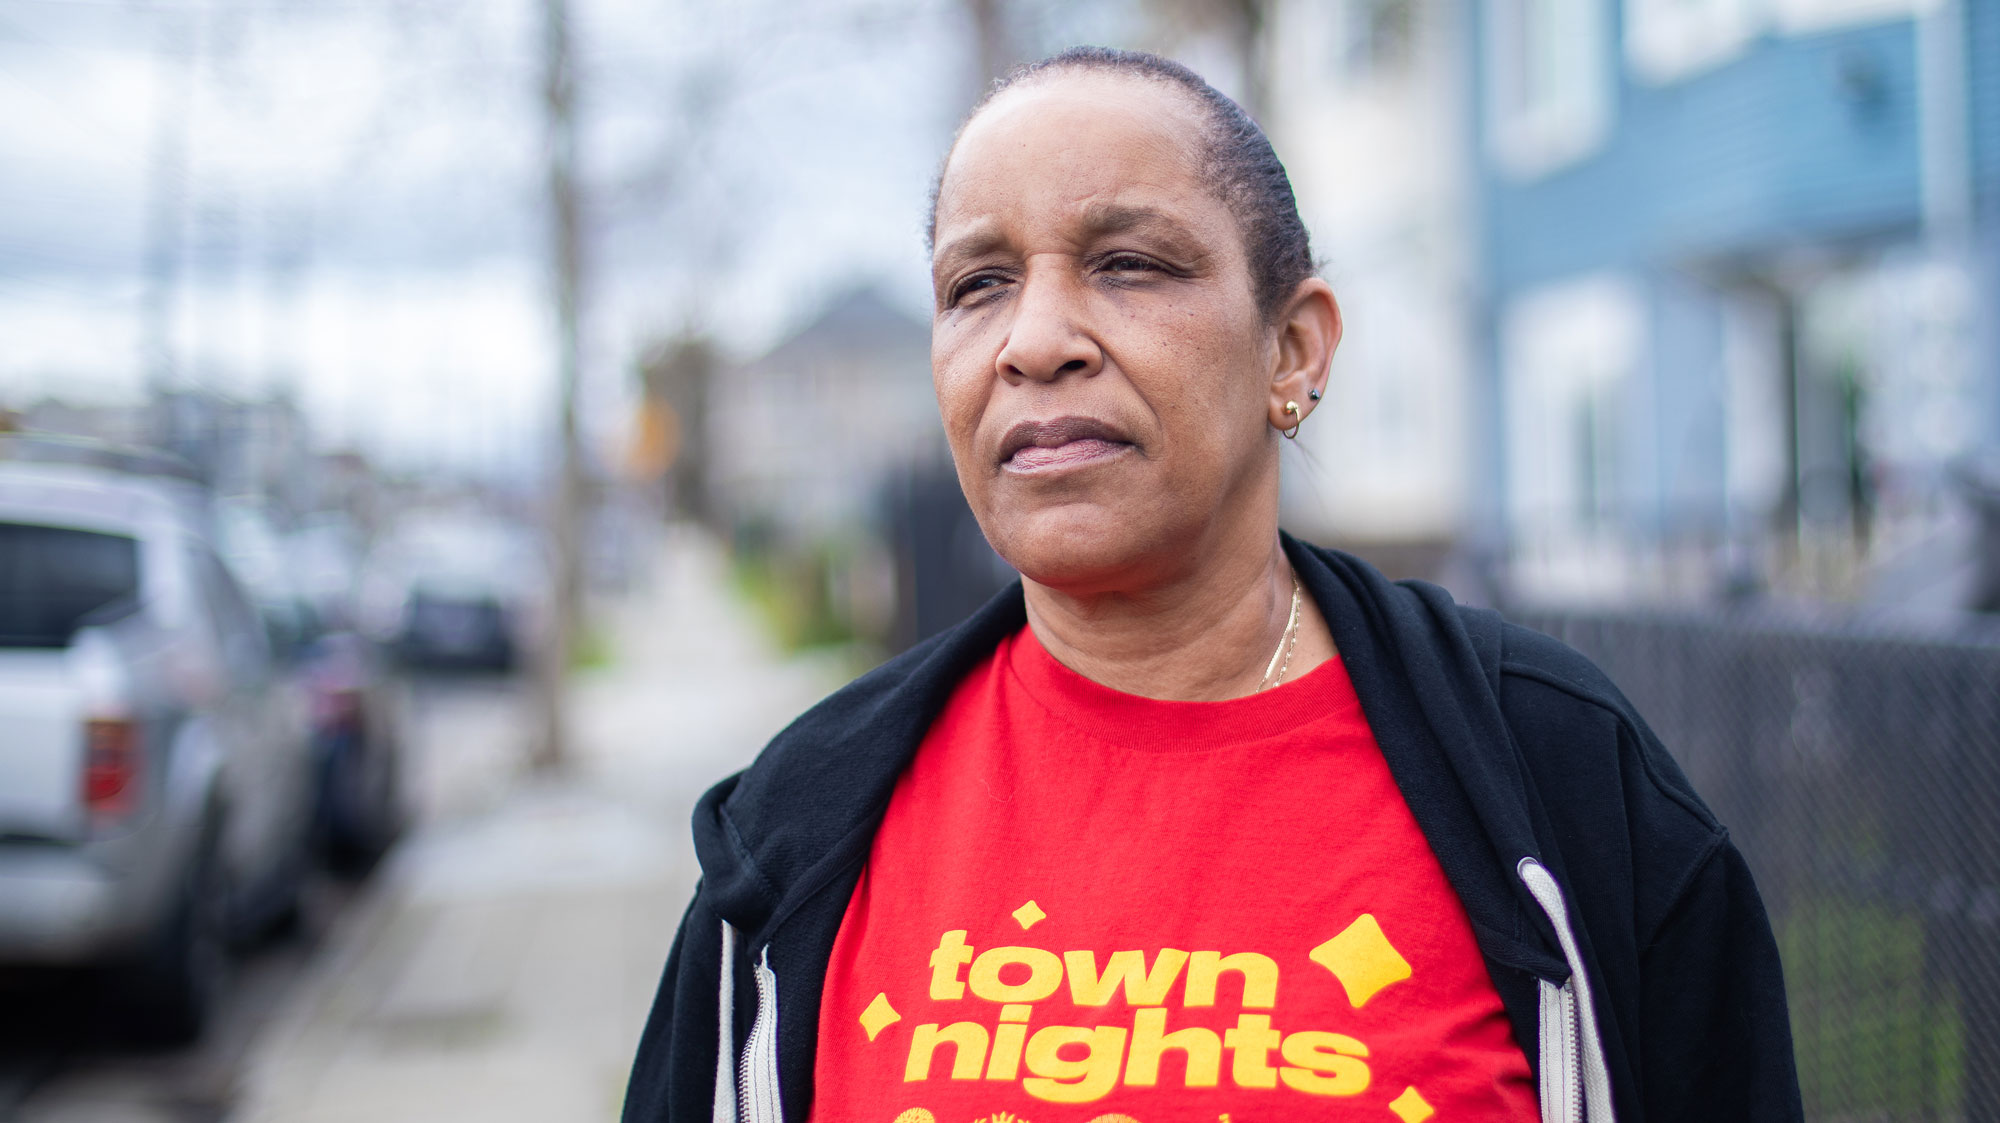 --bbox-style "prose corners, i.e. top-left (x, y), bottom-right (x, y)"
top-left (0, 439), bottom-right (315, 1042)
